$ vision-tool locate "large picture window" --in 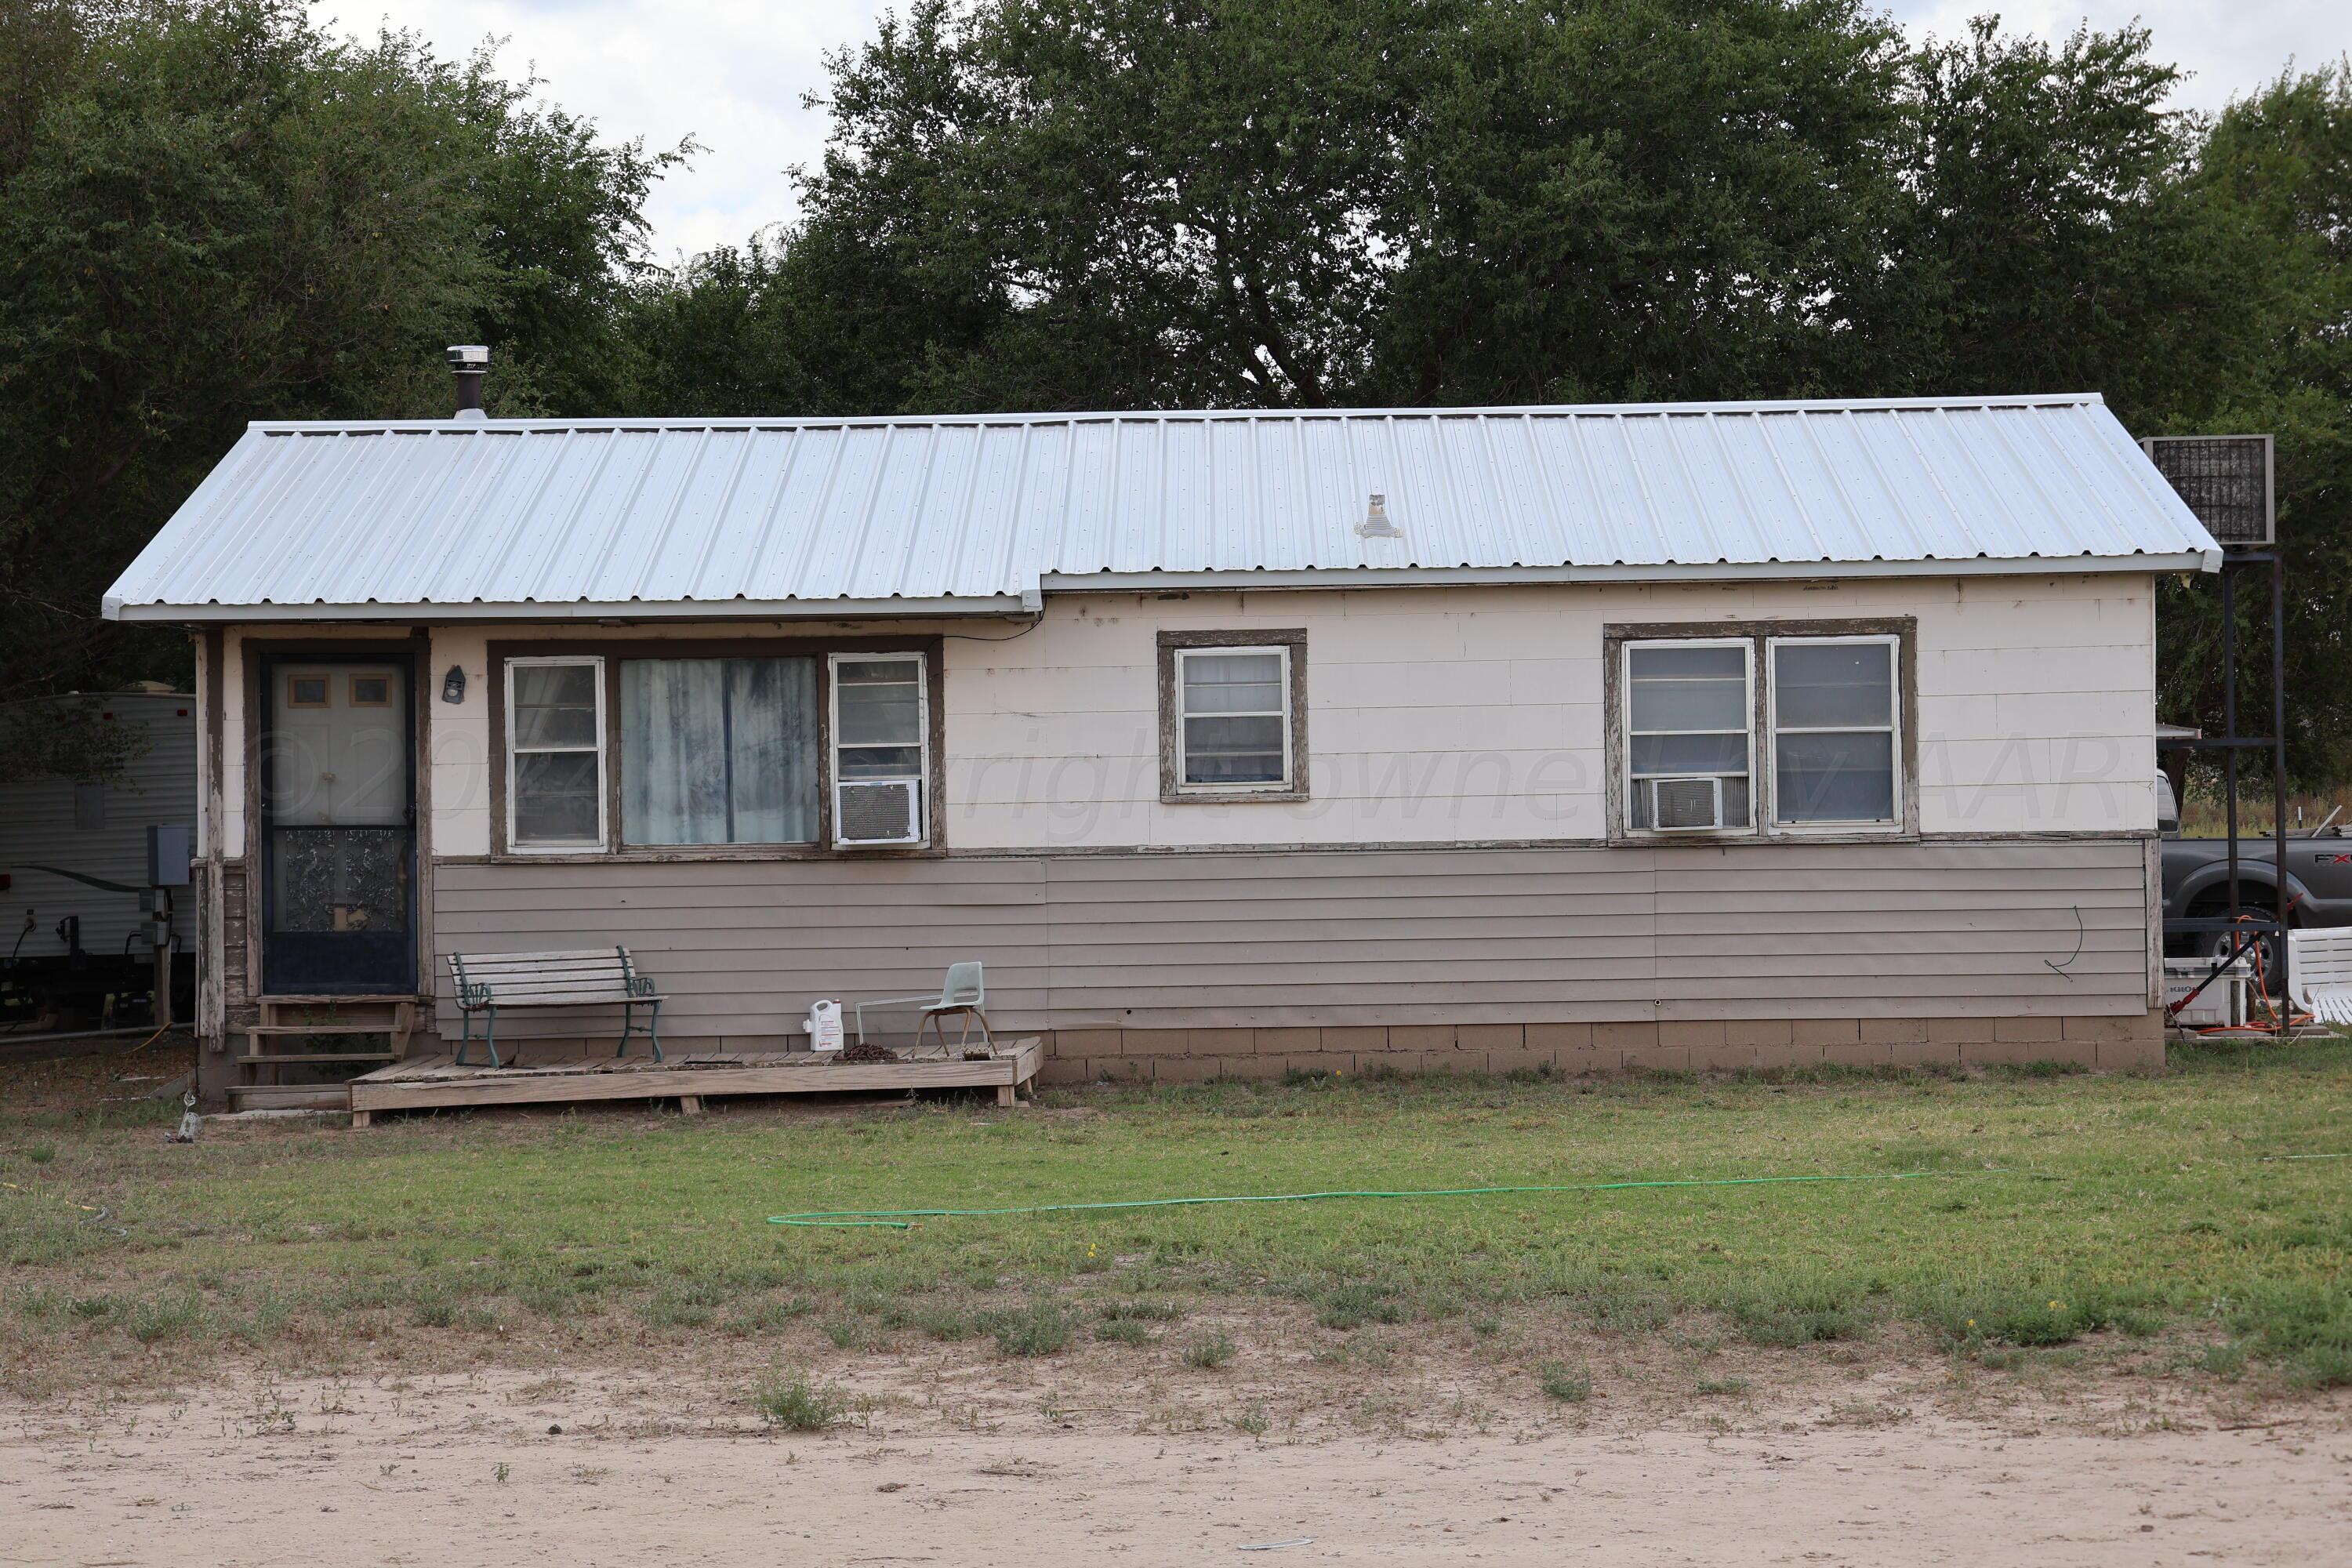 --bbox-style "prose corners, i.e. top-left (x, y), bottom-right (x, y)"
top-left (621, 656), bottom-right (818, 845)
top-left (506, 657), bottom-right (605, 851)
top-left (1616, 624), bottom-right (1908, 839)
